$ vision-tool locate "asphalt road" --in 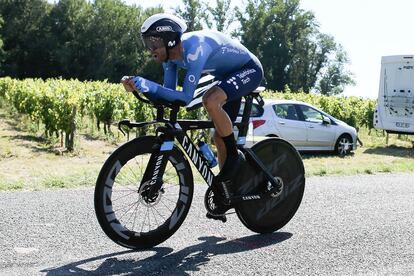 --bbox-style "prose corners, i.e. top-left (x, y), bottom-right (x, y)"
top-left (1, 173), bottom-right (413, 275)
